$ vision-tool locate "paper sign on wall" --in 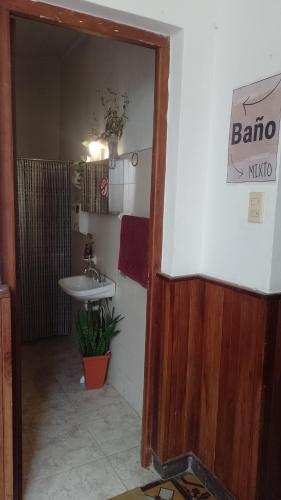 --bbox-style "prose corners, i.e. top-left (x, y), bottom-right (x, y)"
top-left (227, 73), bottom-right (281, 183)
